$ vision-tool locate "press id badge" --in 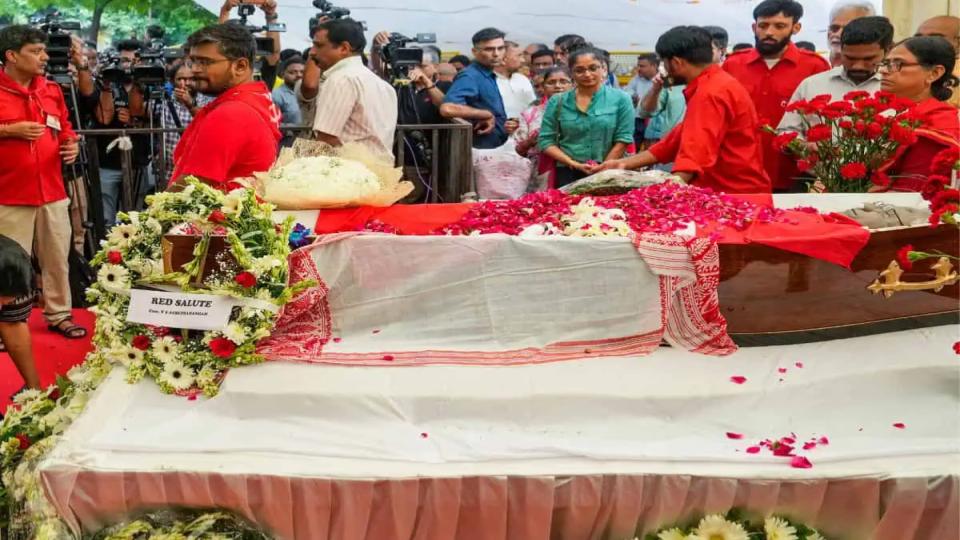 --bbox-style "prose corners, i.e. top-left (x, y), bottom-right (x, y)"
top-left (45, 114), bottom-right (61, 131)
